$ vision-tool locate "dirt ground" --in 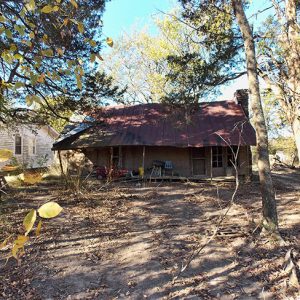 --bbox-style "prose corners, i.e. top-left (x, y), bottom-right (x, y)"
top-left (0, 169), bottom-right (300, 300)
